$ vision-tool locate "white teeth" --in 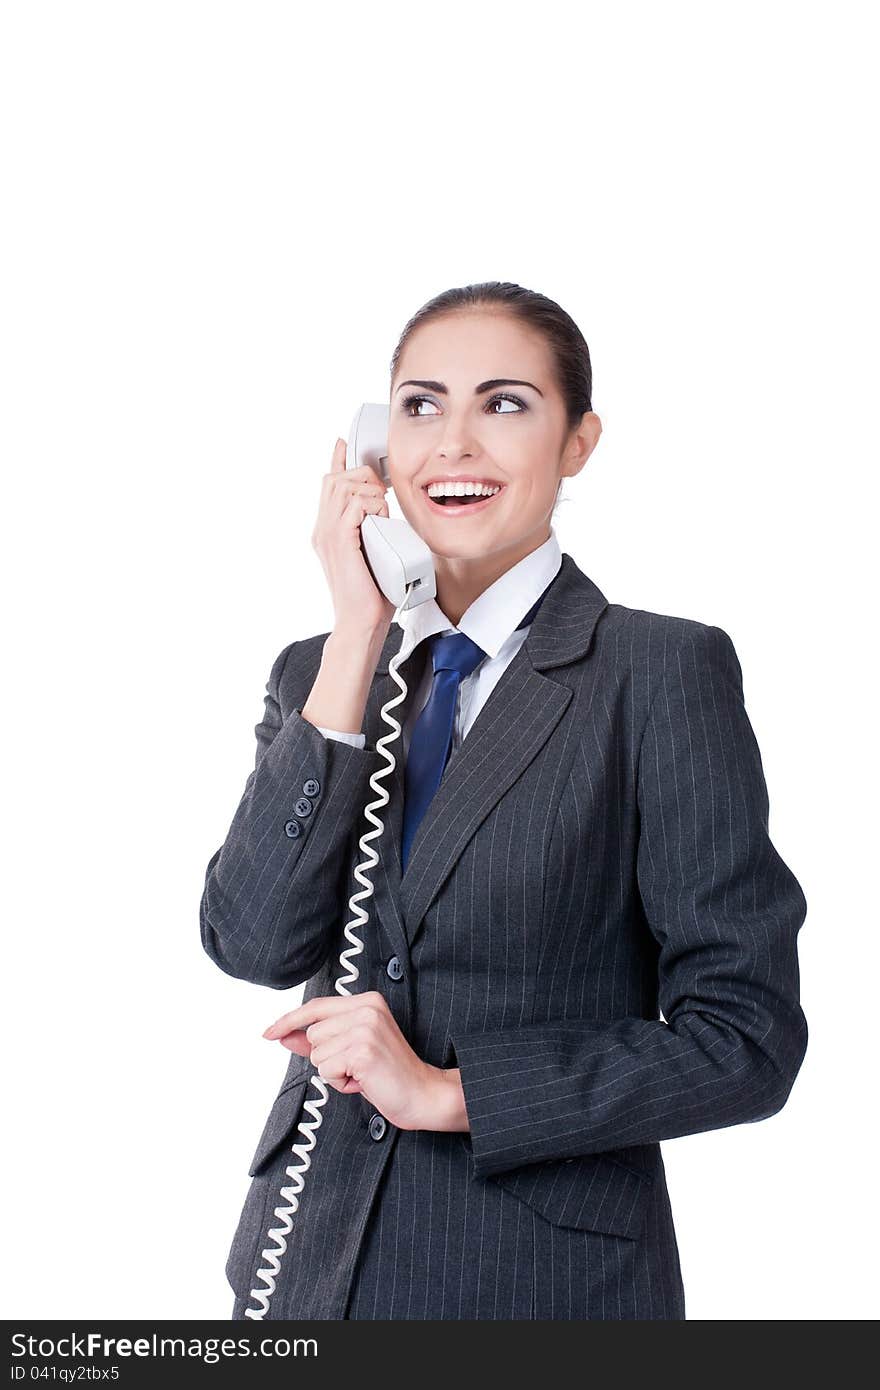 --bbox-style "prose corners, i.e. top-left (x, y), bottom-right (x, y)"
top-left (426, 481), bottom-right (501, 498)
